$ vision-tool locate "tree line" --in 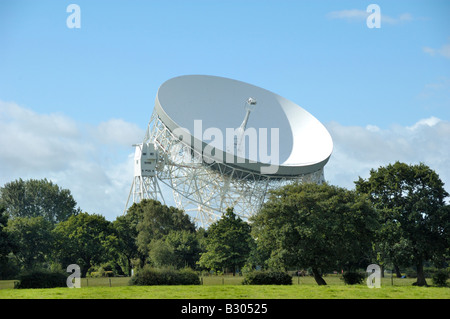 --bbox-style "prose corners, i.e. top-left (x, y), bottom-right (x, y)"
top-left (0, 161), bottom-right (449, 286)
